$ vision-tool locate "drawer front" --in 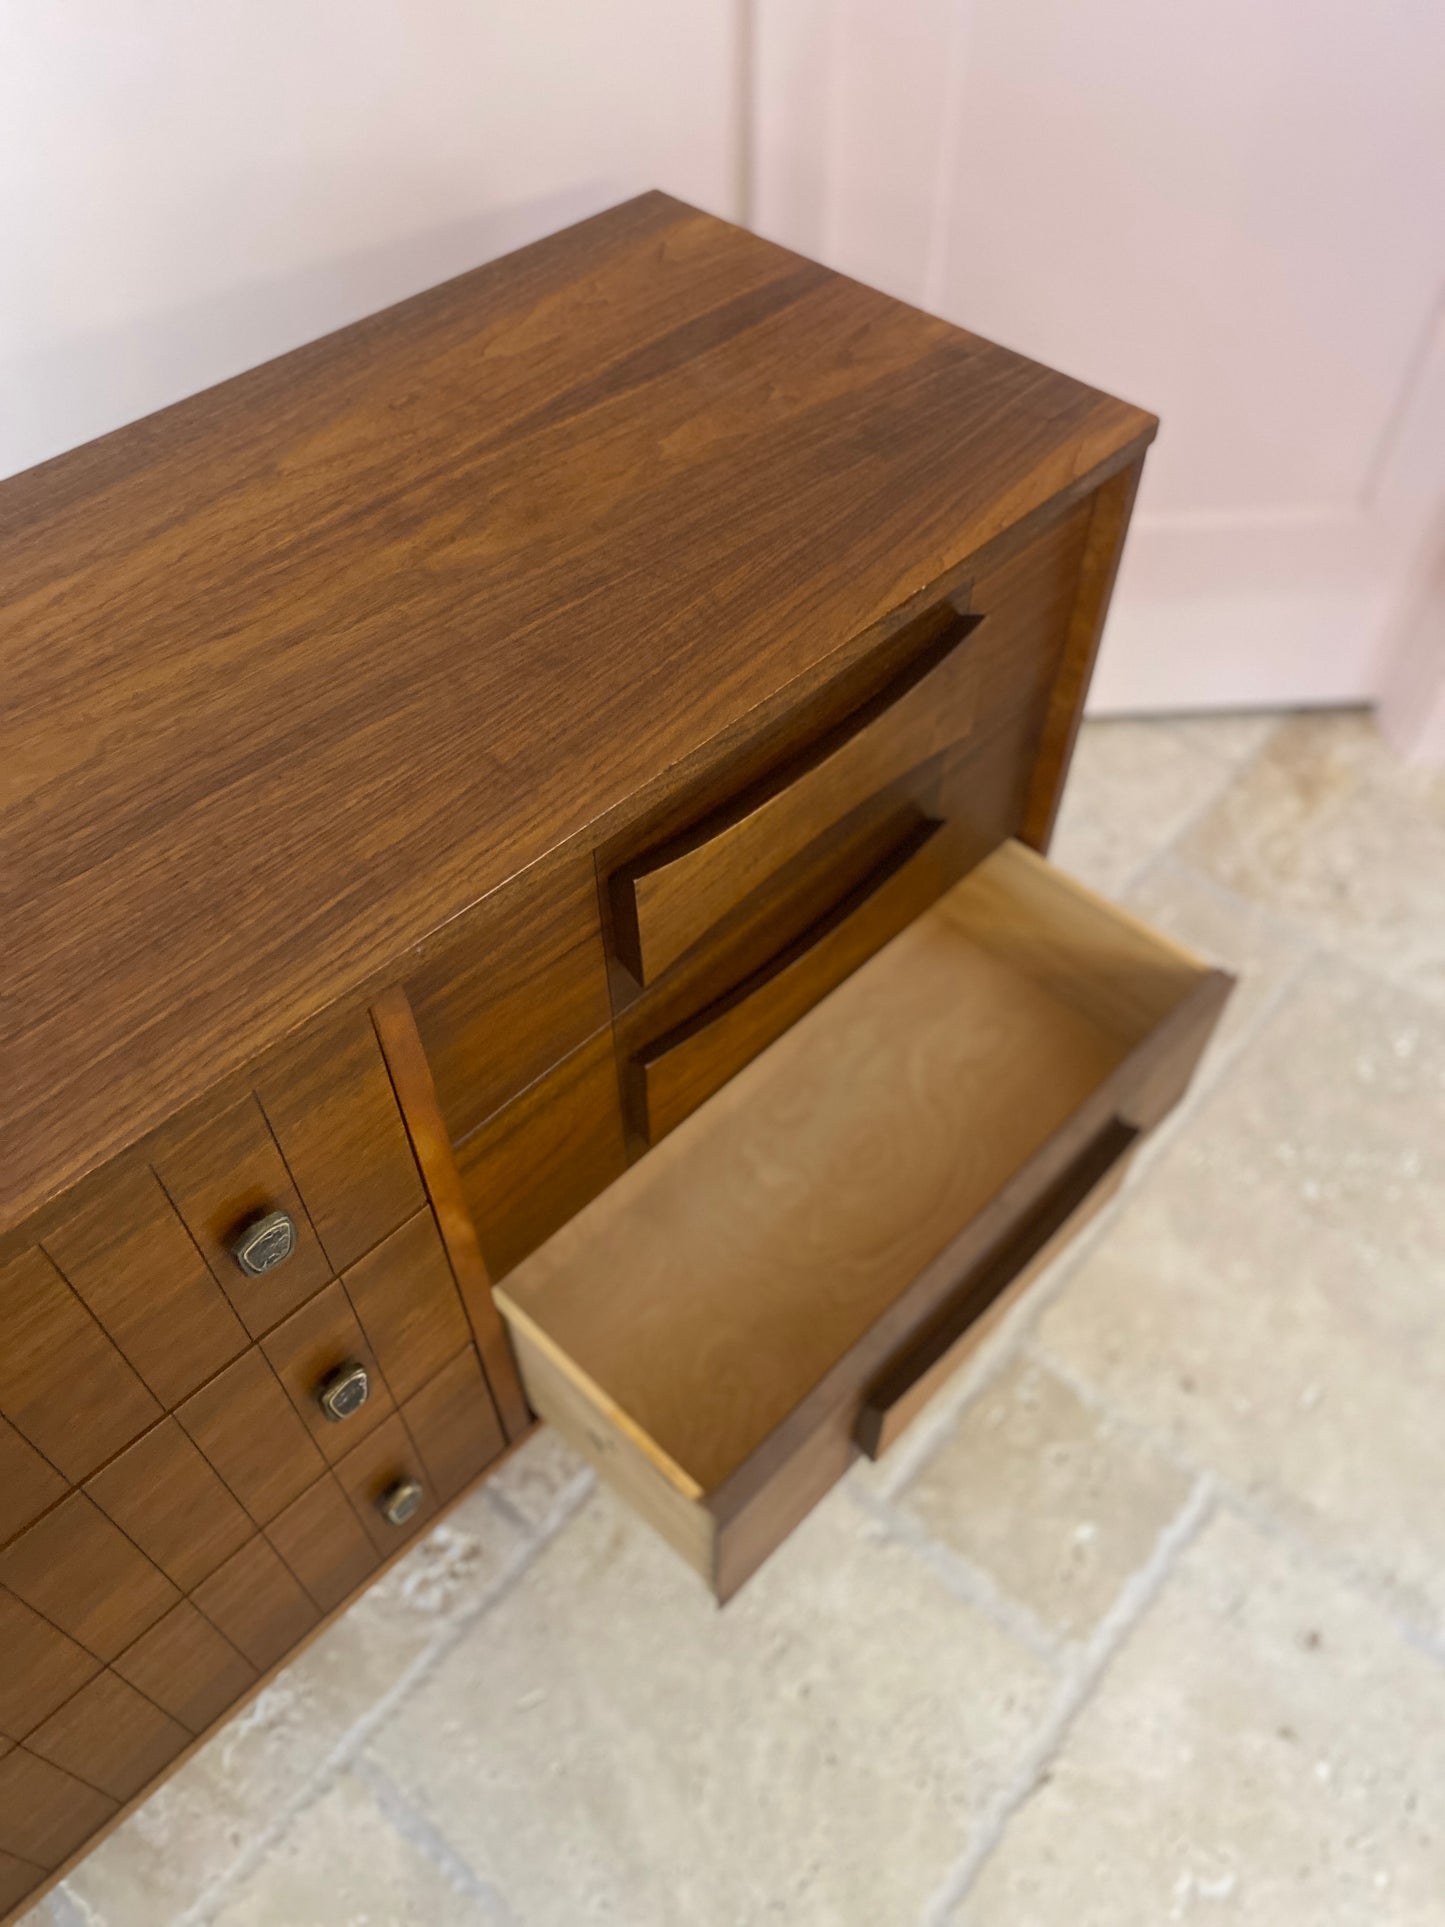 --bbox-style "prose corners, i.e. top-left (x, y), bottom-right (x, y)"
top-left (254, 1003), bottom-right (427, 1274)
top-left (454, 1030), bottom-right (628, 1282)
top-left (609, 603), bottom-right (980, 988)
top-left (855, 1119), bottom-right (1138, 1459)
top-left (150, 1000), bottom-right (426, 1338)
top-left (406, 853), bottom-right (613, 1146)
top-left (626, 819), bottom-right (953, 1146)
top-left (0, 996), bottom-right (436, 1576)
top-left (0, 1246), bottom-right (164, 1486)
top-left (0, 1069), bottom-right (498, 1903)
top-left (401, 1347), bottom-right (506, 1503)
top-left (261, 1282), bottom-right (398, 1466)
top-left (498, 843), bottom-right (1232, 1600)
top-left (606, 500), bottom-right (1099, 1155)
top-left (0, 1318), bottom-right (500, 1885)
